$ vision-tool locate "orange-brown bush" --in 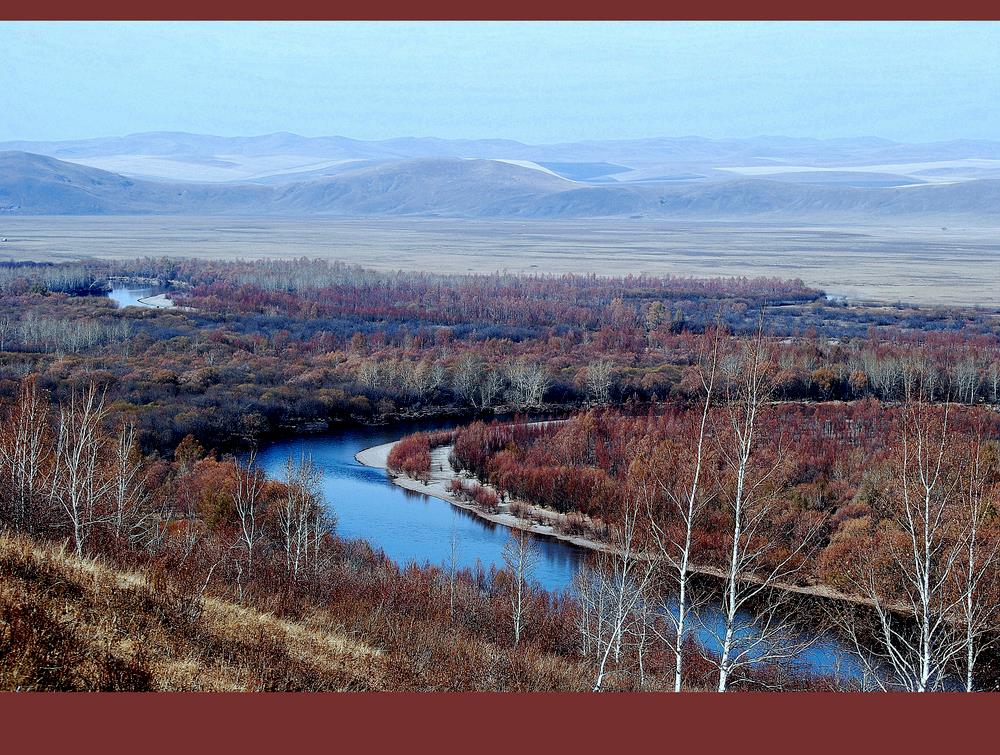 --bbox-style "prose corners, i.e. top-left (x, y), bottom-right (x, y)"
top-left (450, 478), bottom-right (501, 513)
top-left (448, 404), bottom-right (1000, 596)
